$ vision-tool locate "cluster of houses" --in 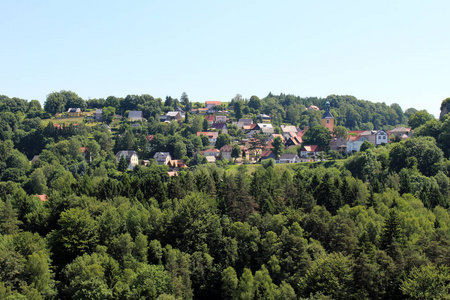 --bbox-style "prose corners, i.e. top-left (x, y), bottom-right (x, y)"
top-left (109, 100), bottom-right (414, 174)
